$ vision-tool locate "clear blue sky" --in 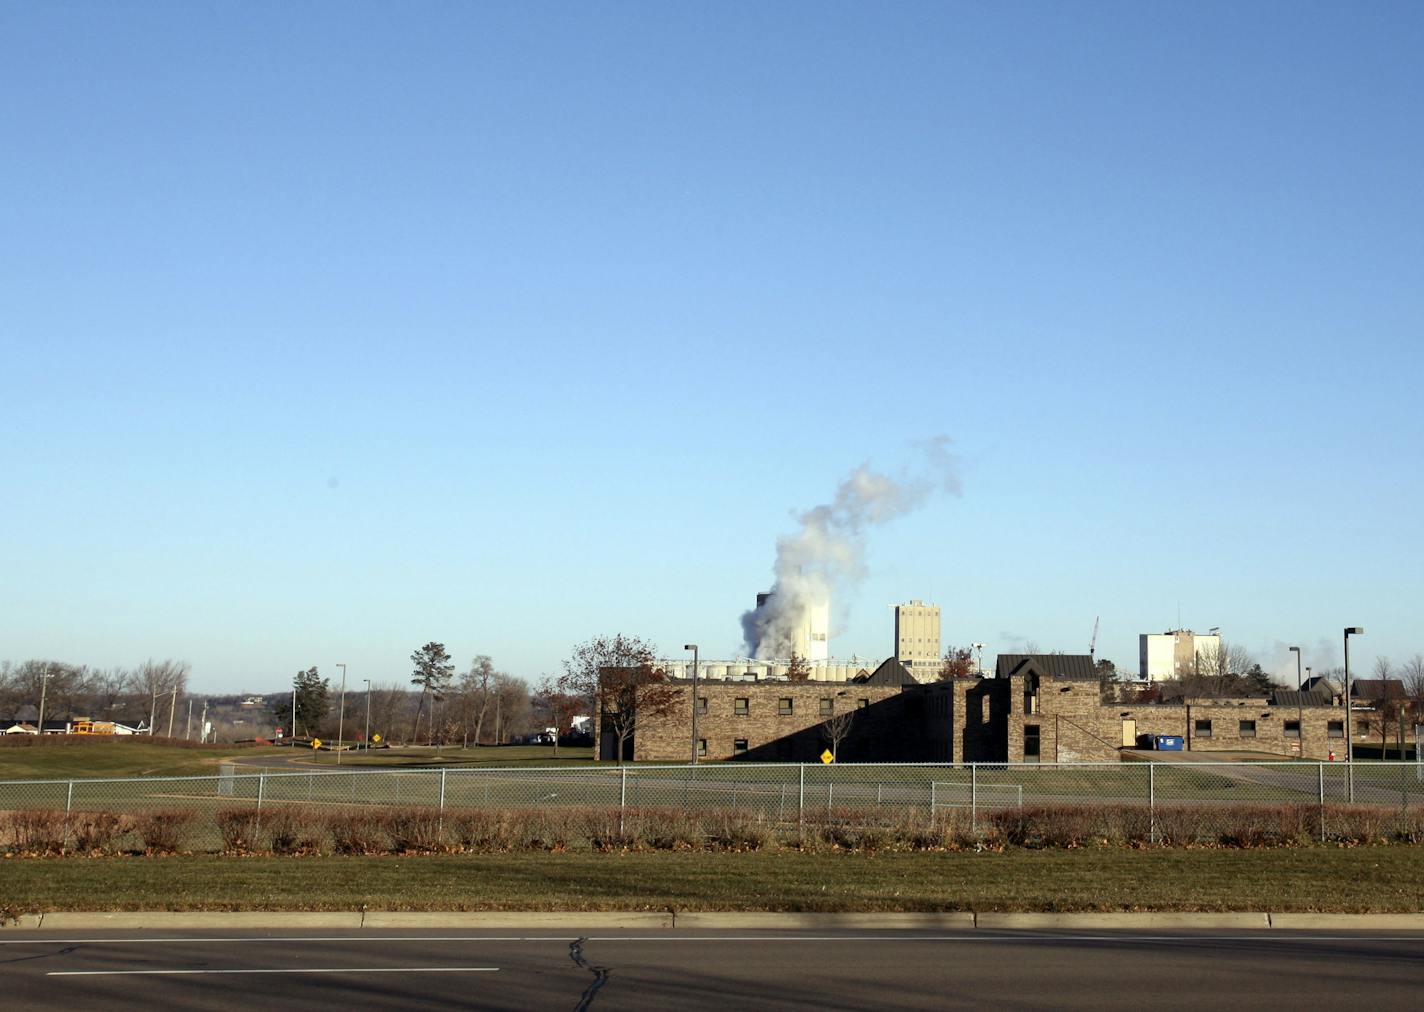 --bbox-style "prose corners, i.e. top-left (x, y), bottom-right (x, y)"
top-left (4, 1), bottom-right (1421, 692)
